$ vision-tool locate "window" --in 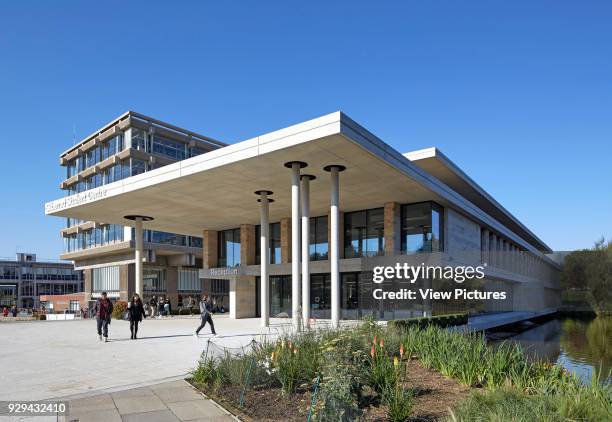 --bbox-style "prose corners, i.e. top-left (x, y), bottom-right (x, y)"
top-left (152, 134), bottom-right (188, 160)
top-left (102, 134), bottom-right (123, 160)
top-left (0, 266), bottom-right (17, 280)
top-left (400, 202), bottom-right (443, 253)
top-left (211, 279), bottom-right (229, 294)
top-left (132, 128), bottom-right (147, 151)
top-left (144, 267), bottom-right (166, 292)
top-left (131, 158), bottom-right (147, 176)
top-left (85, 146), bottom-right (101, 168)
top-left (310, 216), bottom-right (328, 261)
top-left (178, 269), bottom-right (200, 292)
top-left (218, 229), bottom-right (241, 267)
top-left (189, 236), bottom-right (203, 248)
top-left (93, 266), bottom-right (120, 292)
top-left (344, 208), bottom-right (385, 258)
top-left (104, 163), bottom-right (122, 184)
top-left (255, 223), bottom-right (281, 264)
top-left (67, 159), bottom-right (78, 178)
top-left (70, 300), bottom-right (80, 312)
